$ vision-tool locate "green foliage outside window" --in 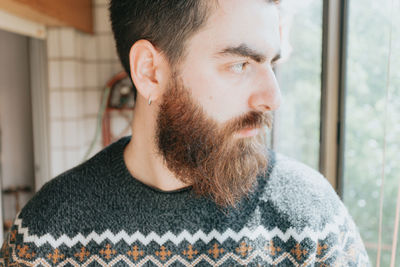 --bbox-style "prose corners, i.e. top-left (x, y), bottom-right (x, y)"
top-left (275, 0), bottom-right (322, 170)
top-left (343, 0), bottom-right (400, 265)
top-left (275, 0), bottom-right (400, 265)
